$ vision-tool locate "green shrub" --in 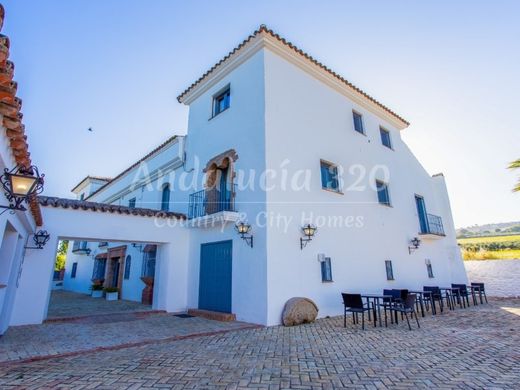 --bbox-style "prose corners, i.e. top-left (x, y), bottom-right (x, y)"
top-left (91, 284), bottom-right (104, 291)
top-left (103, 287), bottom-right (119, 293)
